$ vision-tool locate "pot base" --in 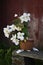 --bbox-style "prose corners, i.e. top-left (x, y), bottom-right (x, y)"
top-left (20, 39), bottom-right (34, 50)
